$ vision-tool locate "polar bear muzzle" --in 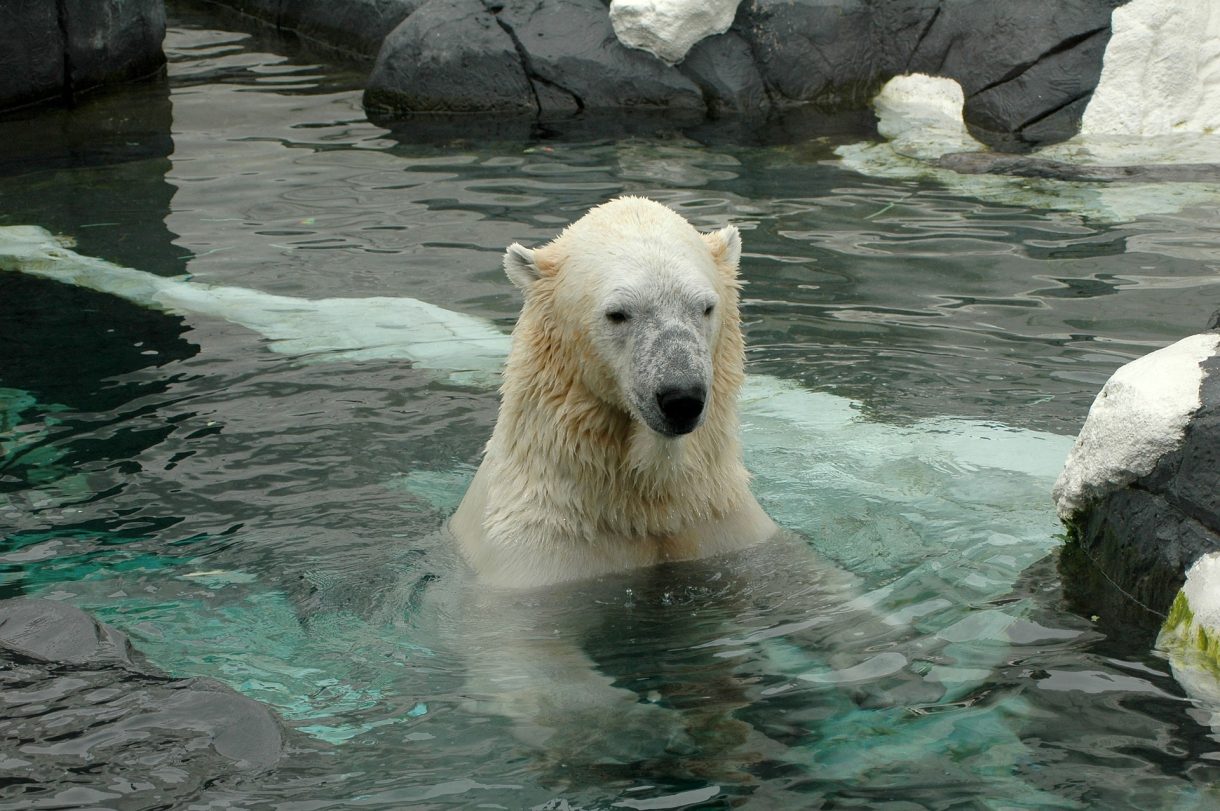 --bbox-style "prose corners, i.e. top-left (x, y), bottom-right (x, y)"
top-left (629, 321), bottom-right (713, 437)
